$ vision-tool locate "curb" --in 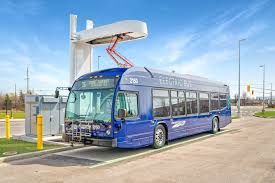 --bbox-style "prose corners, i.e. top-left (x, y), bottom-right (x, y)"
top-left (0, 145), bottom-right (84, 163)
top-left (12, 135), bottom-right (71, 146)
top-left (253, 115), bottom-right (275, 118)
